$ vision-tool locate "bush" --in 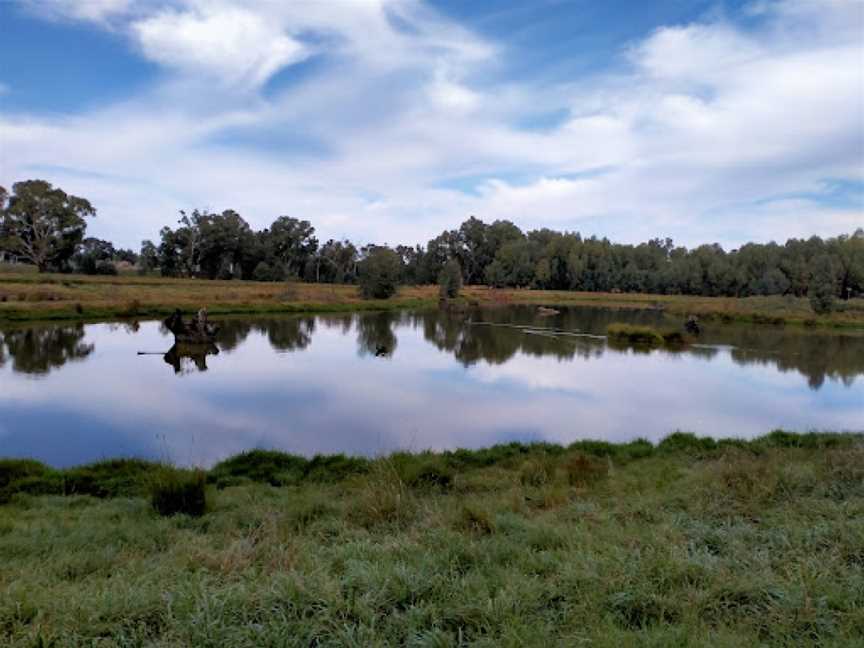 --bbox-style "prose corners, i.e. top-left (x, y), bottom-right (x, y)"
top-left (358, 247), bottom-right (402, 299)
top-left (438, 258), bottom-right (463, 299)
top-left (149, 469), bottom-right (207, 517)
